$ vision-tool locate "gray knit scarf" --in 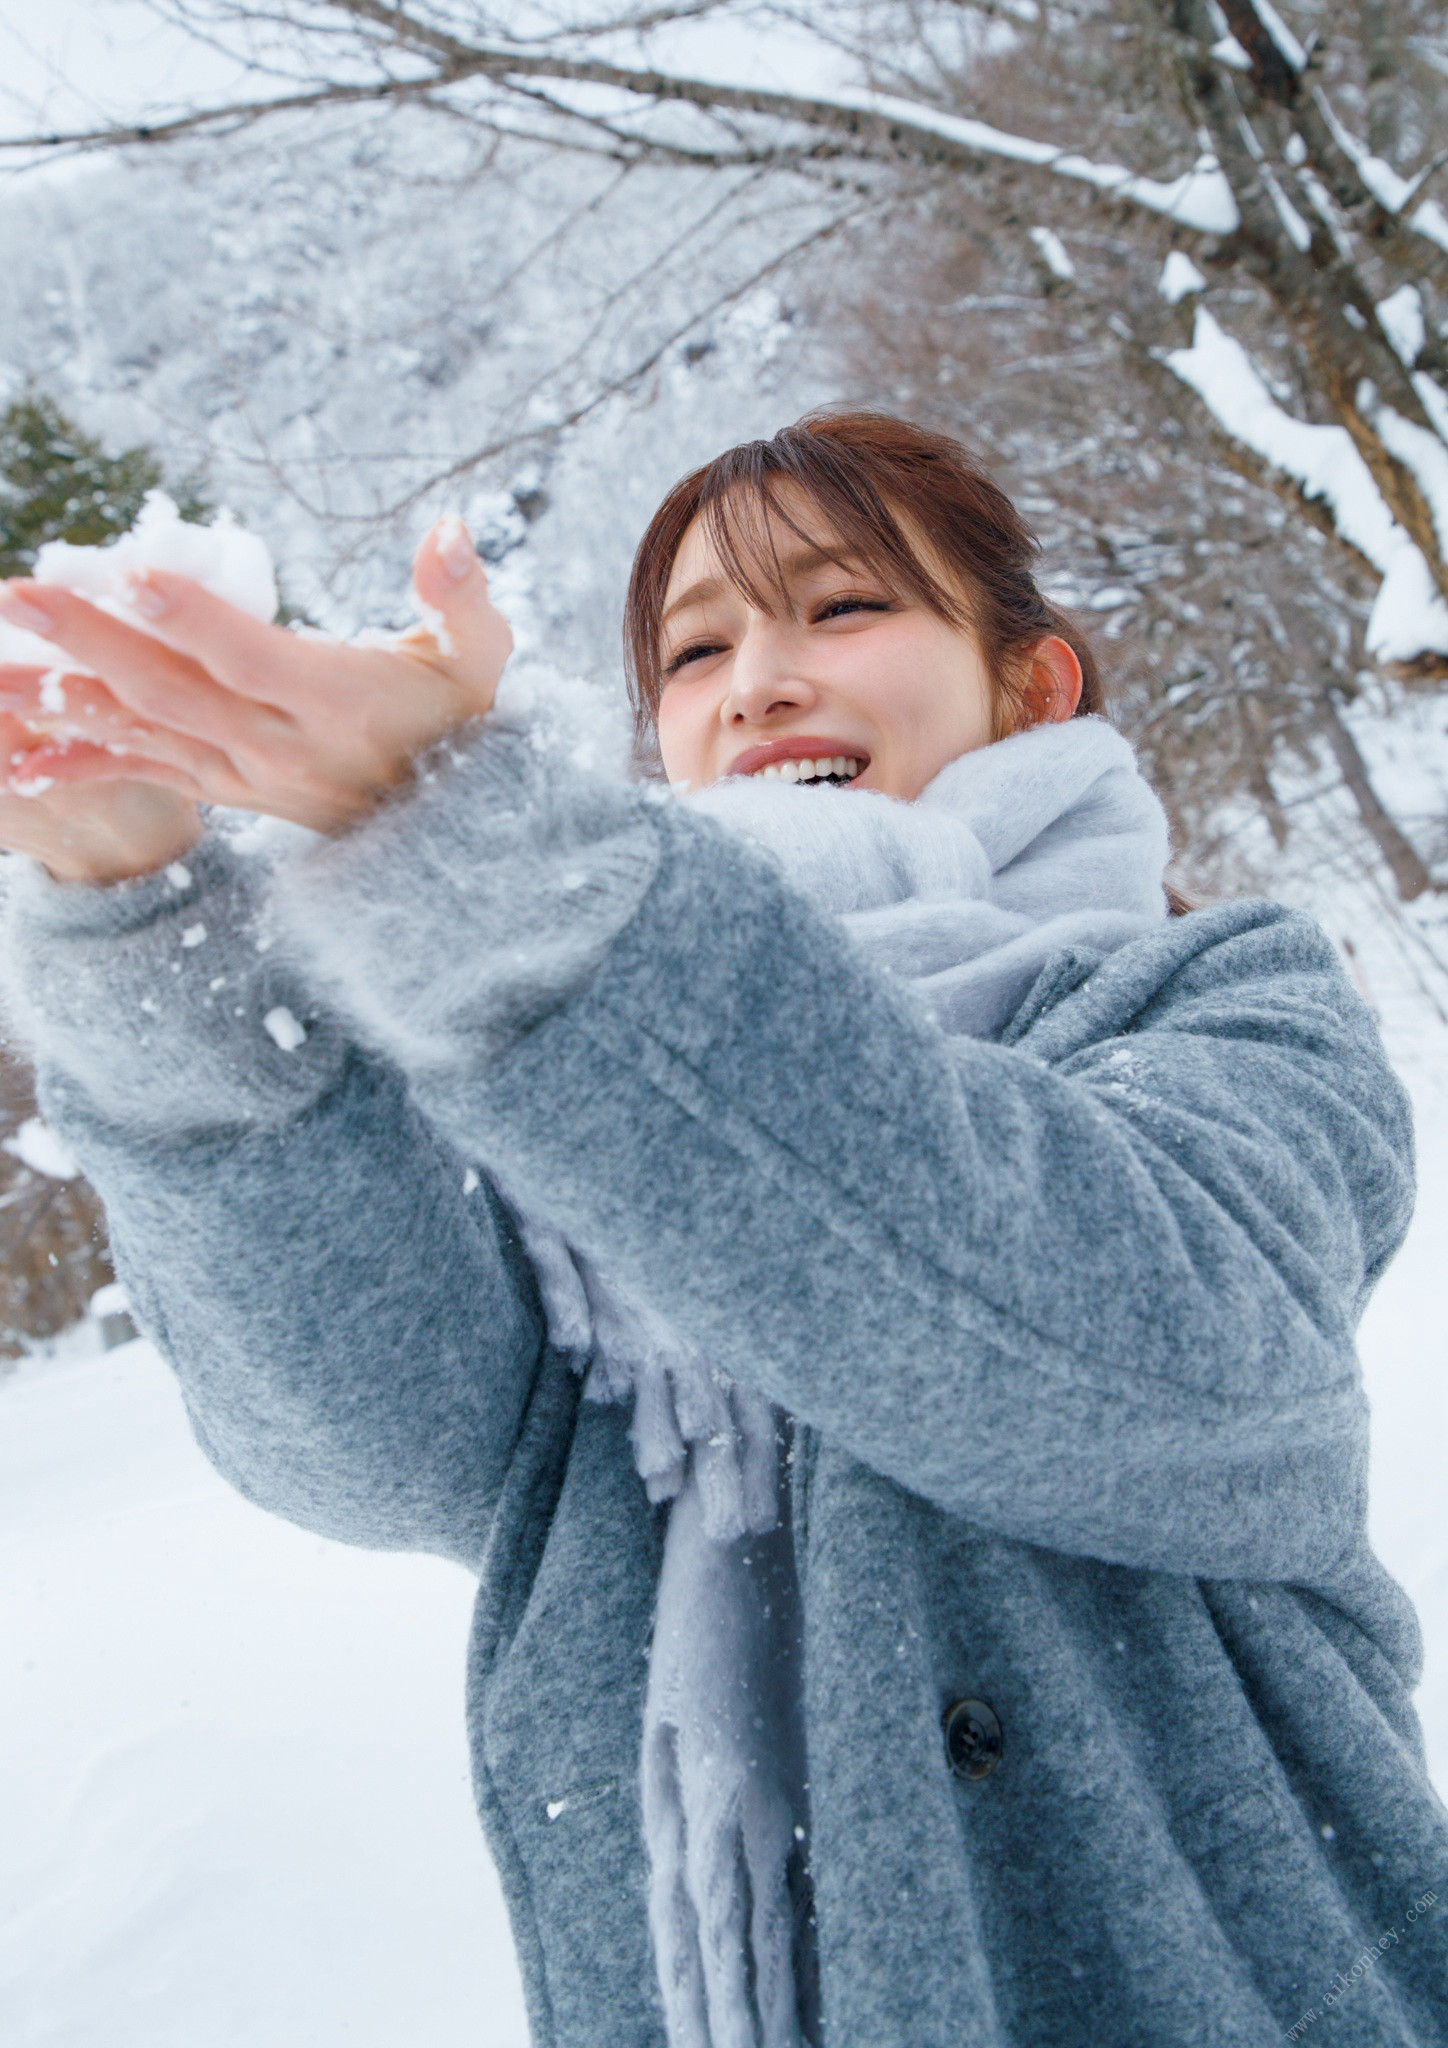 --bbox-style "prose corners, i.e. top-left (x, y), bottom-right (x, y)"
top-left (508, 715), bottom-right (1171, 2048)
